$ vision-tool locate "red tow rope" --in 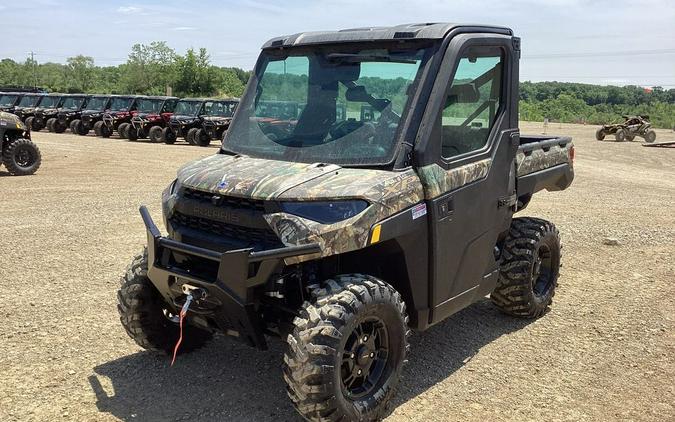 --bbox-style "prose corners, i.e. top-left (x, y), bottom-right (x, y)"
top-left (171, 294), bottom-right (194, 366)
